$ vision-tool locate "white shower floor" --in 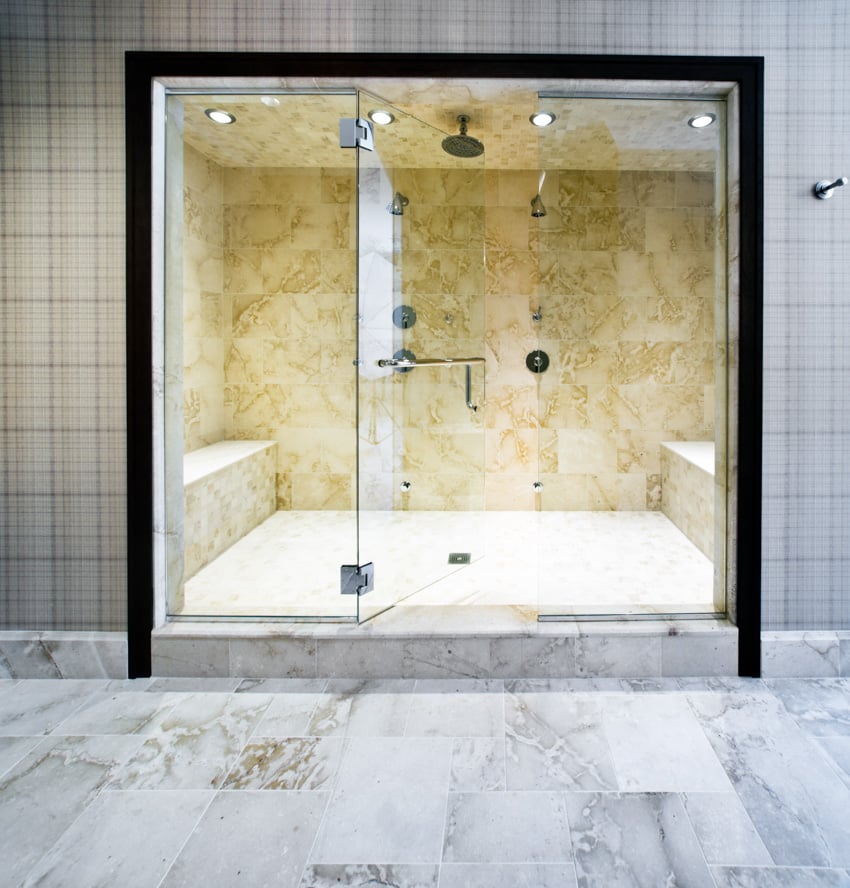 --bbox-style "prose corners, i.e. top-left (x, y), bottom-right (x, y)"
top-left (176, 510), bottom-right (716, 620)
